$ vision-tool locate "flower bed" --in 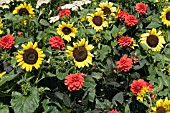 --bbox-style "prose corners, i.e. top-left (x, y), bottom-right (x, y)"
top-left (0, 0), bottom-right (170, 113)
